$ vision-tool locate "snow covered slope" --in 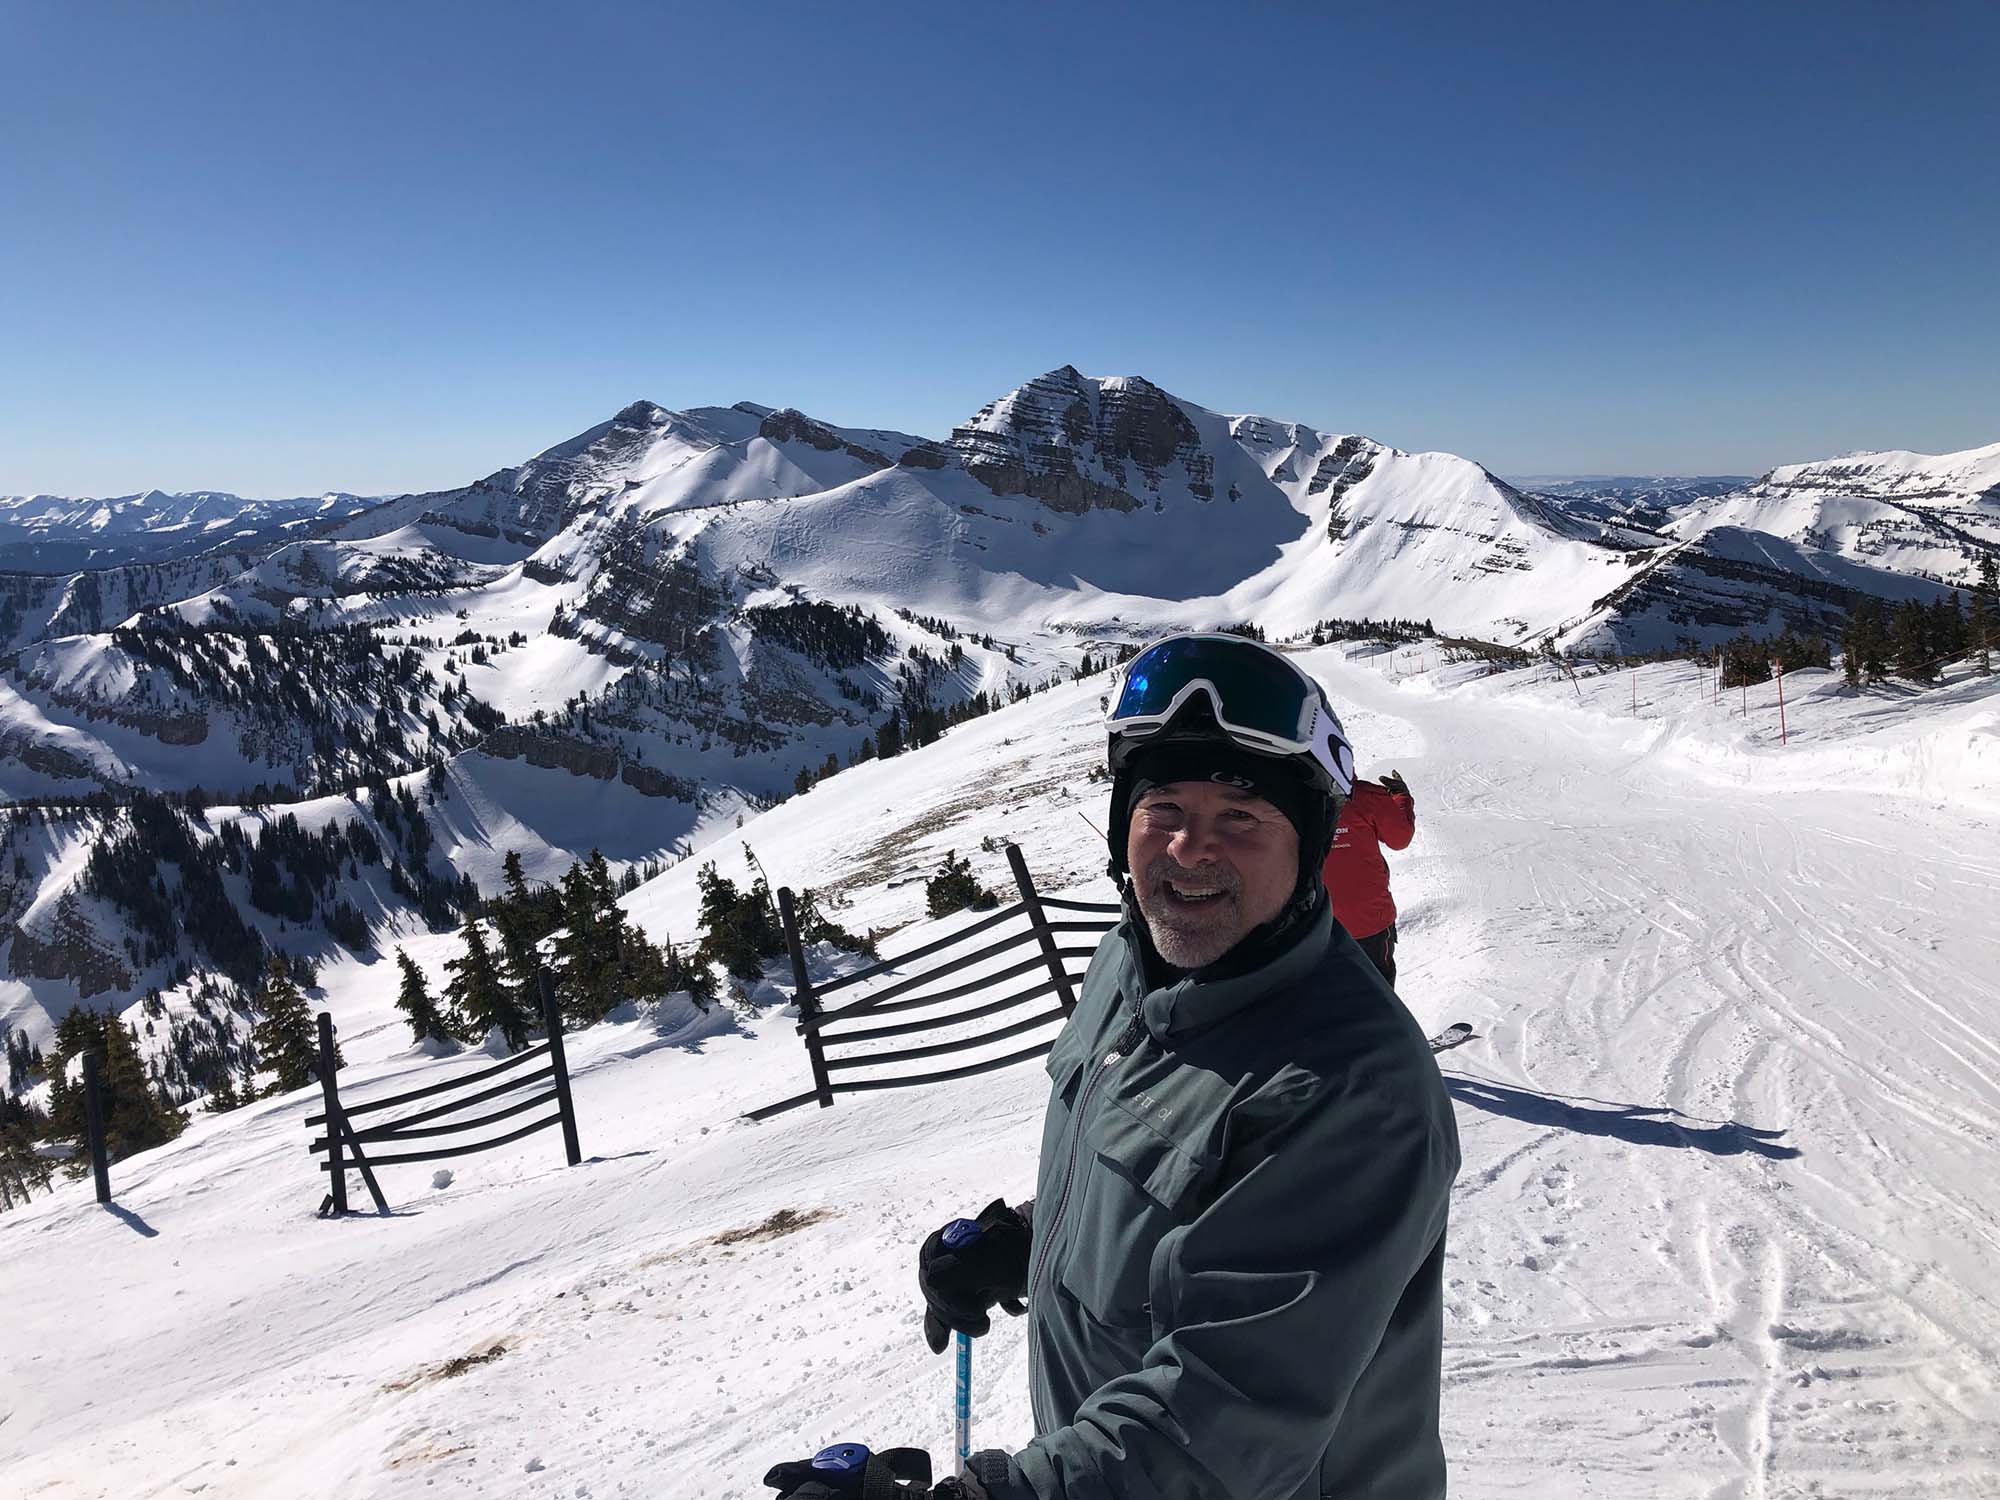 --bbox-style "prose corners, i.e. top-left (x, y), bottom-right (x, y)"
top-left (1549, 525), bottom-right (1965, 654)
top-left (1670, 442), bottom-right (2000, 588)
top-left (4, 648), bottom-right (1998, 1498)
